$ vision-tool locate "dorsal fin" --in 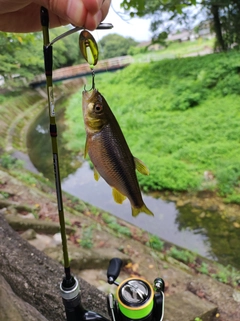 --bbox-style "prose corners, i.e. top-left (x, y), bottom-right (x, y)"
top-left (134, 157), bottom-right (149, 176)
